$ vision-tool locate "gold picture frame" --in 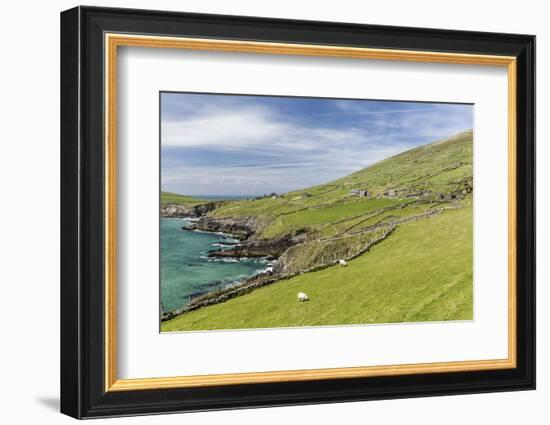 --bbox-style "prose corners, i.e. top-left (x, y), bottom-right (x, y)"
top-left (104, 33), bottom-right (517, 392)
